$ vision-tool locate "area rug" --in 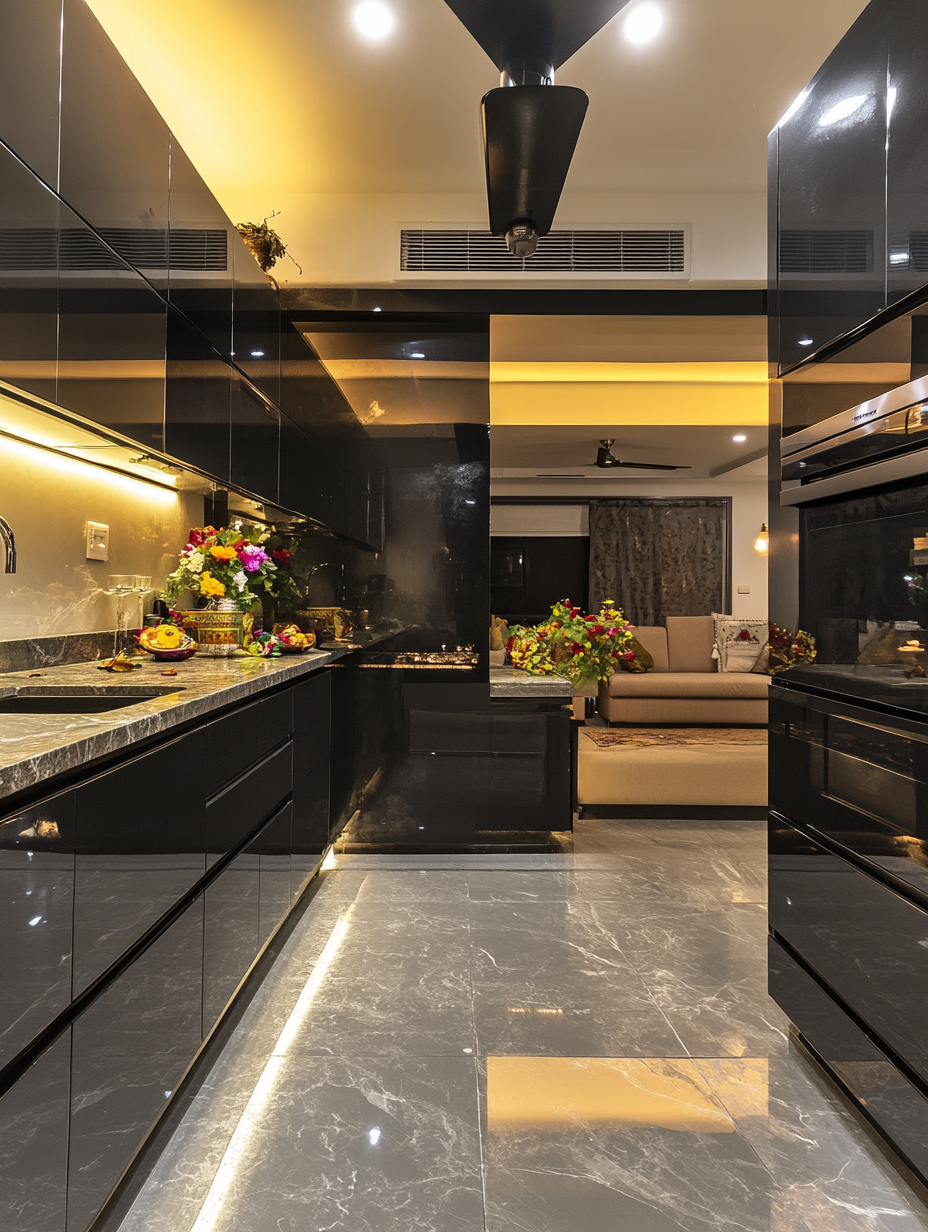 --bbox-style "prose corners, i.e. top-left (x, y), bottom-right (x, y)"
top-left (582, 727), bottom-right (767, 749)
